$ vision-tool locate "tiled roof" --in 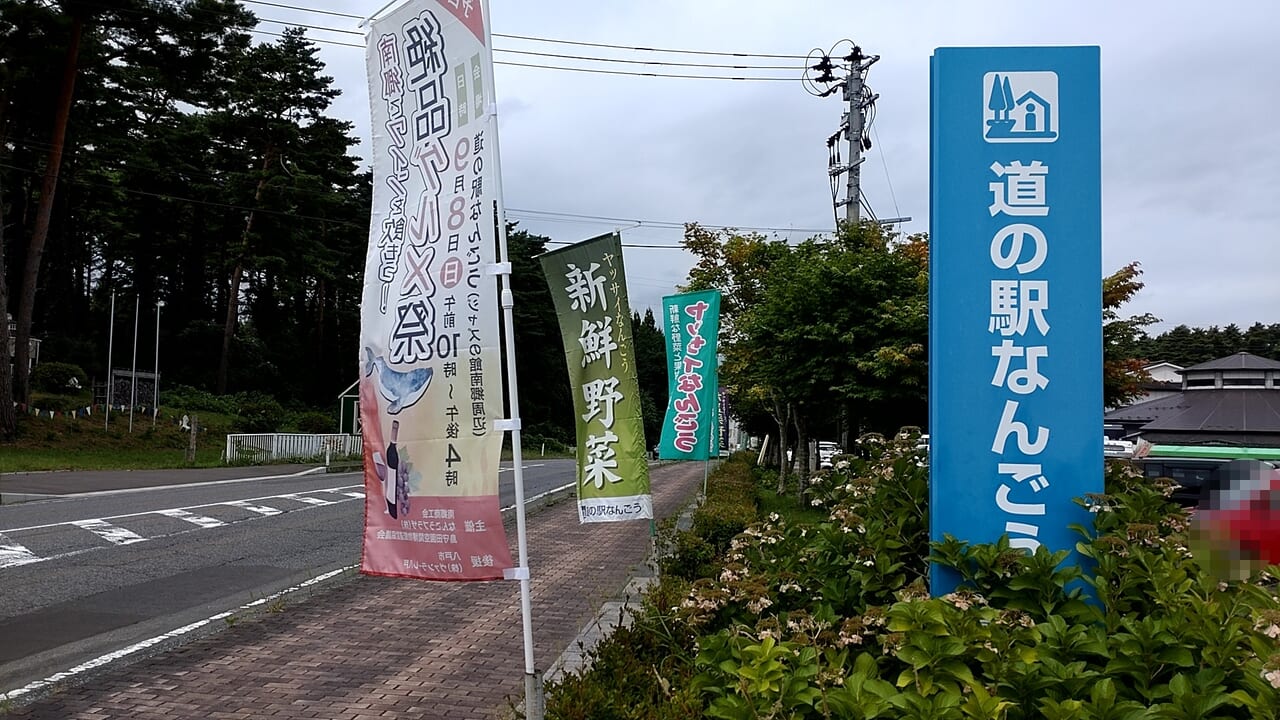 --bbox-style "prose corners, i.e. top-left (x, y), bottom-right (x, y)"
top-left (1181, 352), bottom-right (1280, 373)
top-left (1105, 389), bottom-right (1280, 434)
